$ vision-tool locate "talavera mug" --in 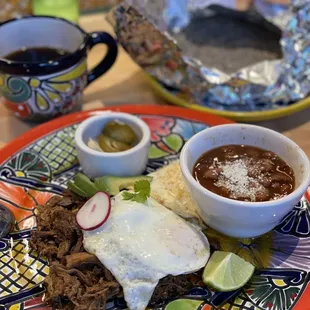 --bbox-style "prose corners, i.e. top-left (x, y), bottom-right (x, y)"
top-left (0, 16), bottom-right (118, 121)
